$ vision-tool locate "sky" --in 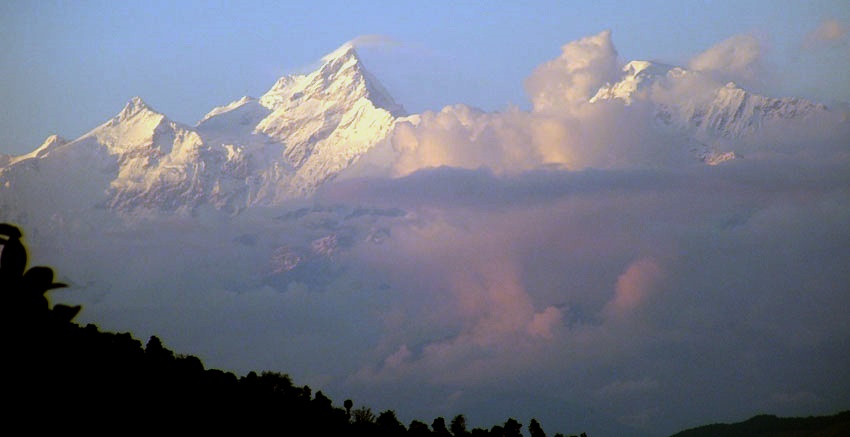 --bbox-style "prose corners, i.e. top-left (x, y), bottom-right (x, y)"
top-left (2, 2), bottom-right (850, 437)
top-left (2, 0), bottom-right (849, 155)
